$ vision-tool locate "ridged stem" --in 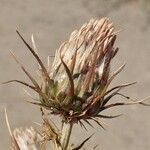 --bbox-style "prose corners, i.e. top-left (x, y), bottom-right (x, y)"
top-left (58, 122), bottom-right (73, 150)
